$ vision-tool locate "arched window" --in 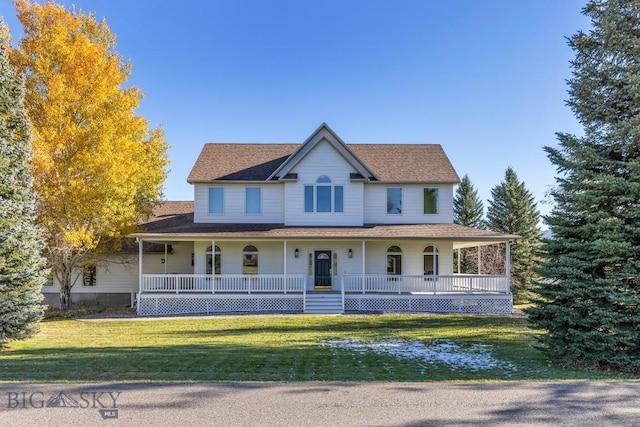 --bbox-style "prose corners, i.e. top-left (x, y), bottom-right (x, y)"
top-left (304, 176), bottom-right (344, 213)
top-left (386, 245), bottom-right (402, 275)
top-left (243, 245), bottom-right (258, 275)
top-left (423, 245), bottom-right (439, 275)
top-left (206, 245), bottom-right (221, 275)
